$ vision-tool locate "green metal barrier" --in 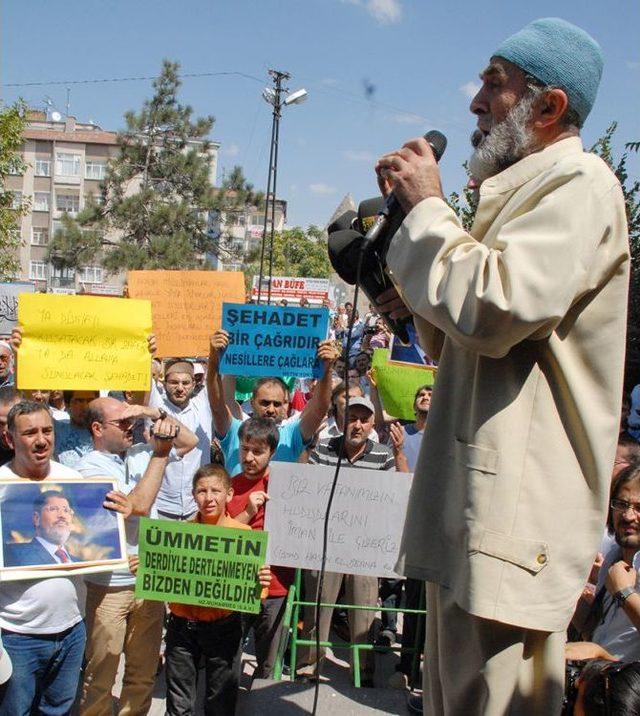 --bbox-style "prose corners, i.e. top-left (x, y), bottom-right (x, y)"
top-left (273, 569), bottom-right (426, 688)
